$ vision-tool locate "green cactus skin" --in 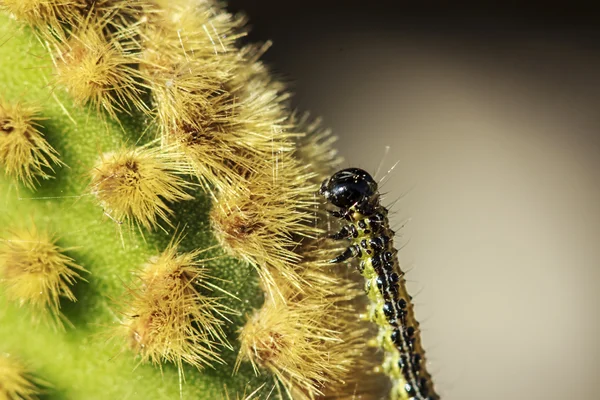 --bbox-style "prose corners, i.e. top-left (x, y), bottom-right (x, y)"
top-left (0, 13), bottom-right (270, 399)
